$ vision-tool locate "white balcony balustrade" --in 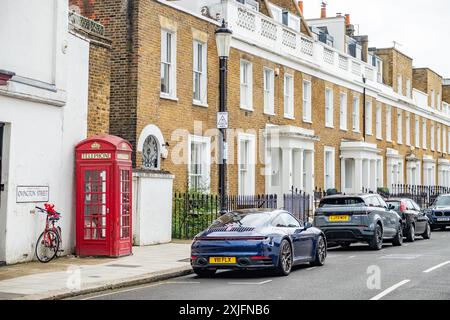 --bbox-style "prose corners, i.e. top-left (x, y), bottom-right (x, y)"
top-left (210, 0), bottom-right (377, 84)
